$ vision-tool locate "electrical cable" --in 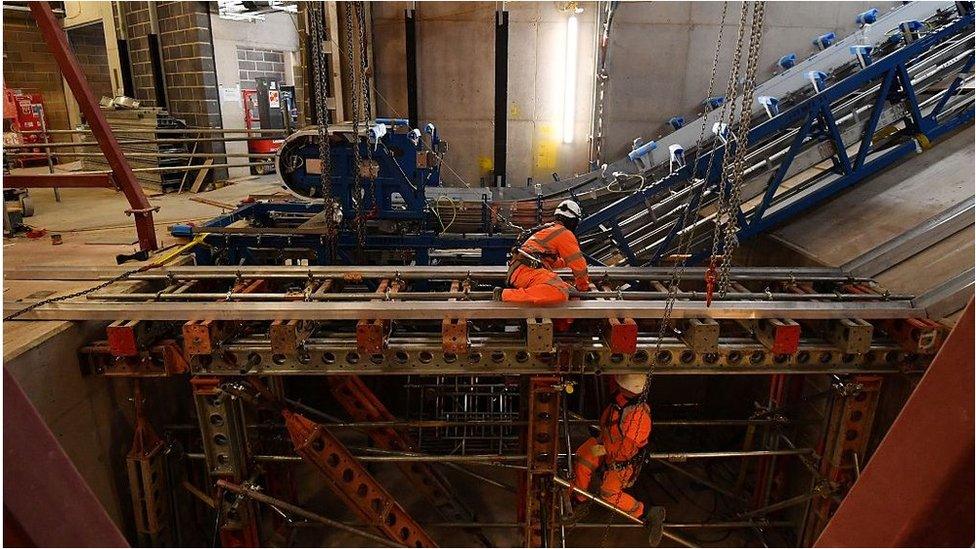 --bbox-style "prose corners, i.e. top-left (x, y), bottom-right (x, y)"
top-left (434, 194), bottom-right (459, 234)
